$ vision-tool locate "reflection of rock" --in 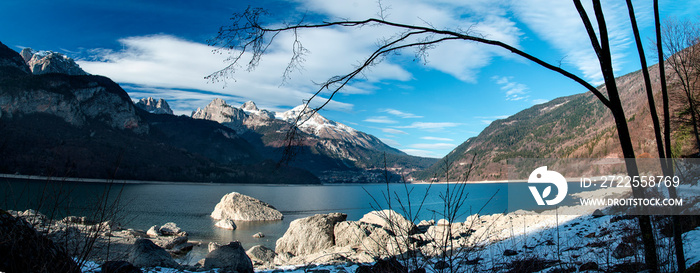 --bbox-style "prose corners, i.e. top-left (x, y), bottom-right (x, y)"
top-left (215, 219), bottom-right (237, 230)
top-left (276, 213), bottom-right (347, 256)
top-left (211, 192), bottom-right (283, 221)
top-left (204, 241), bottom-right (254, 273)
top-left (127, 239), bottom-right (179, 268)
